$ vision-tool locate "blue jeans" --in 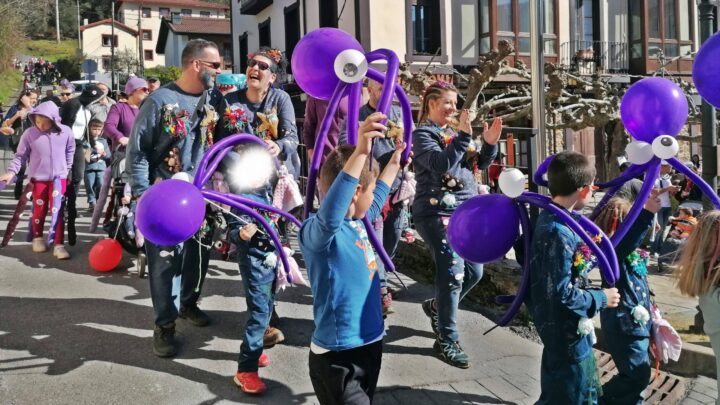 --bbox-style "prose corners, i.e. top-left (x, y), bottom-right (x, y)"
top-left (414, 215), bottom-right (483, 342)
top-left (651, 207), bottom-right (672, 254)
top-left (146, 236), bottom-right (211, 327)
top-left (84, 169), bottom-right (103, 205)
top-left (237, 252), bottom-right (275, 372)
top-left (536, 351), bottom-right (600, 405)
top-left (374, 202), bottom-right (407, 287)
top-left (600, 315), bottom-right (650, 405)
